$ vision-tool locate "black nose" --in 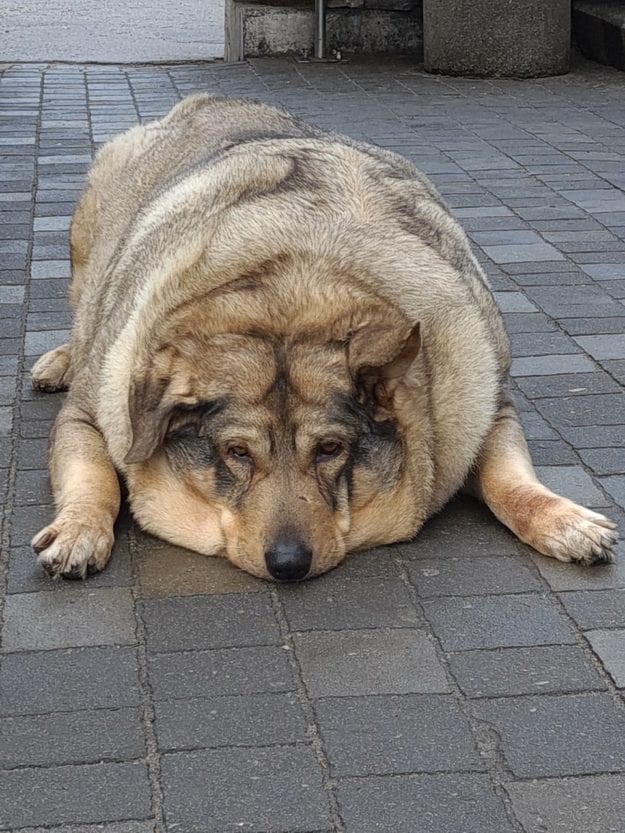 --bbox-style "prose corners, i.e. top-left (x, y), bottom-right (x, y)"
top-left (265, 540), bottom-right (312, 581)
